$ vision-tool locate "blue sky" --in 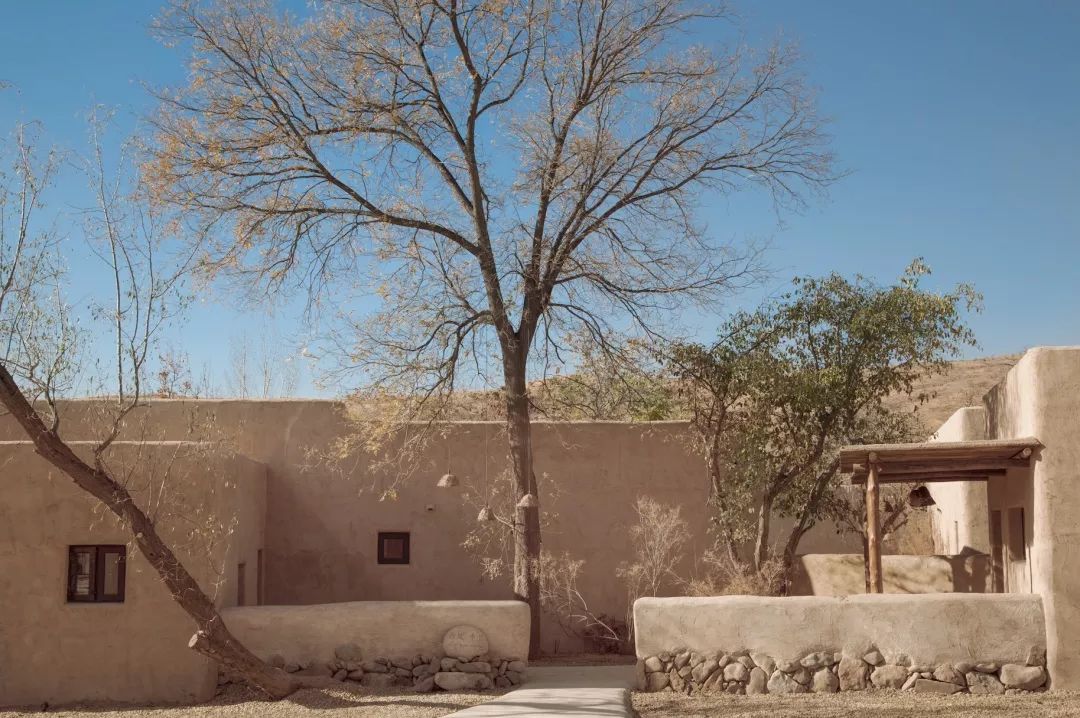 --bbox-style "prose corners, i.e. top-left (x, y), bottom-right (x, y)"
top-left (1, 0), bottom-right (1078, 396)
